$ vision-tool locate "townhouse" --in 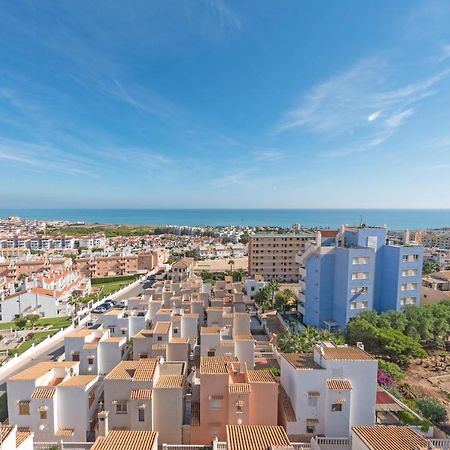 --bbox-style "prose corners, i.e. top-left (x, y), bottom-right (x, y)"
top-left (278, 342), bottom-right (378, 440)
top-left (102, 358), bottom-right (185, 444)
top-left (190, 357), bottom-right (278, 444)
top-left (7, 361), bottom-right (102, 442)
top-left (64, 328), bottom-right (127, 375)
top-left (0, 425), bottom-right (33, 450)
